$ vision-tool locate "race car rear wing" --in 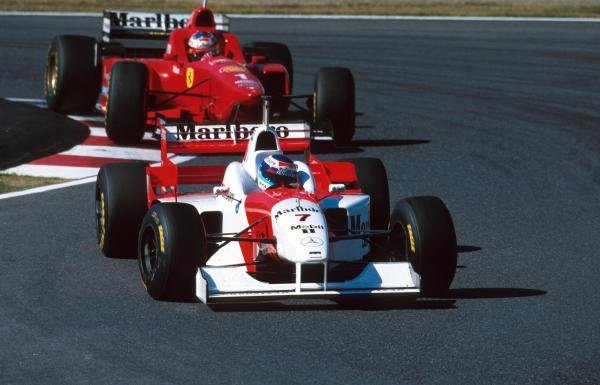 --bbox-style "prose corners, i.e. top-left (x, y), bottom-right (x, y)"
top-left (101, 10), bottom-right (230, 42)
top-left (160, 121), bottom-right (312, 157)
top-left (157, 97), bottom-right (311, 156)
top-left (145, 118), bottom-right (311, 204)
top-left (146, 98), bottom-right (312, 204)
